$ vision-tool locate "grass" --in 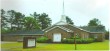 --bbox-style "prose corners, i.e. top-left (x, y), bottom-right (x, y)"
top-left (1, 40), bottom-right (109, 51)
